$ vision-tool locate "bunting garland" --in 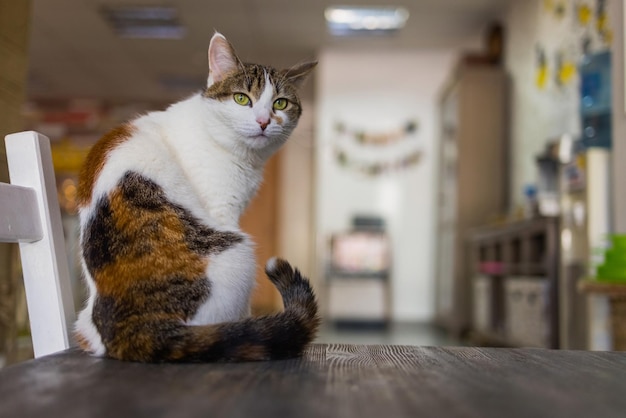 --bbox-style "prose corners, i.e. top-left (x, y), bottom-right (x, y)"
top-left (334, 120), bottom-right (418, 145)
top-left (334, 148), bottom-right (422, 177)
top-left (333, 119), bottom-right (422, 177)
